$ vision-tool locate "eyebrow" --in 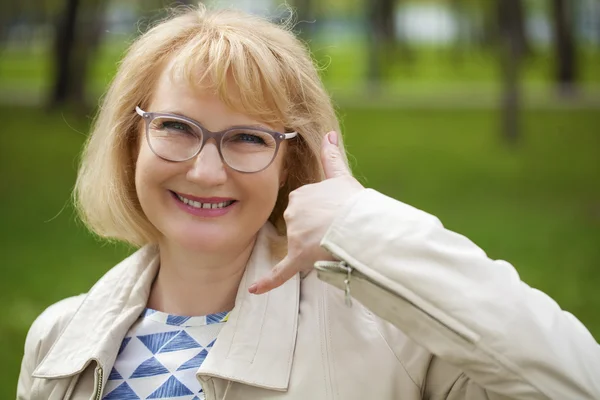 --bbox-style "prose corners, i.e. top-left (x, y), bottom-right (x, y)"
top-left (157, 109), bottom-right (275, 131)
